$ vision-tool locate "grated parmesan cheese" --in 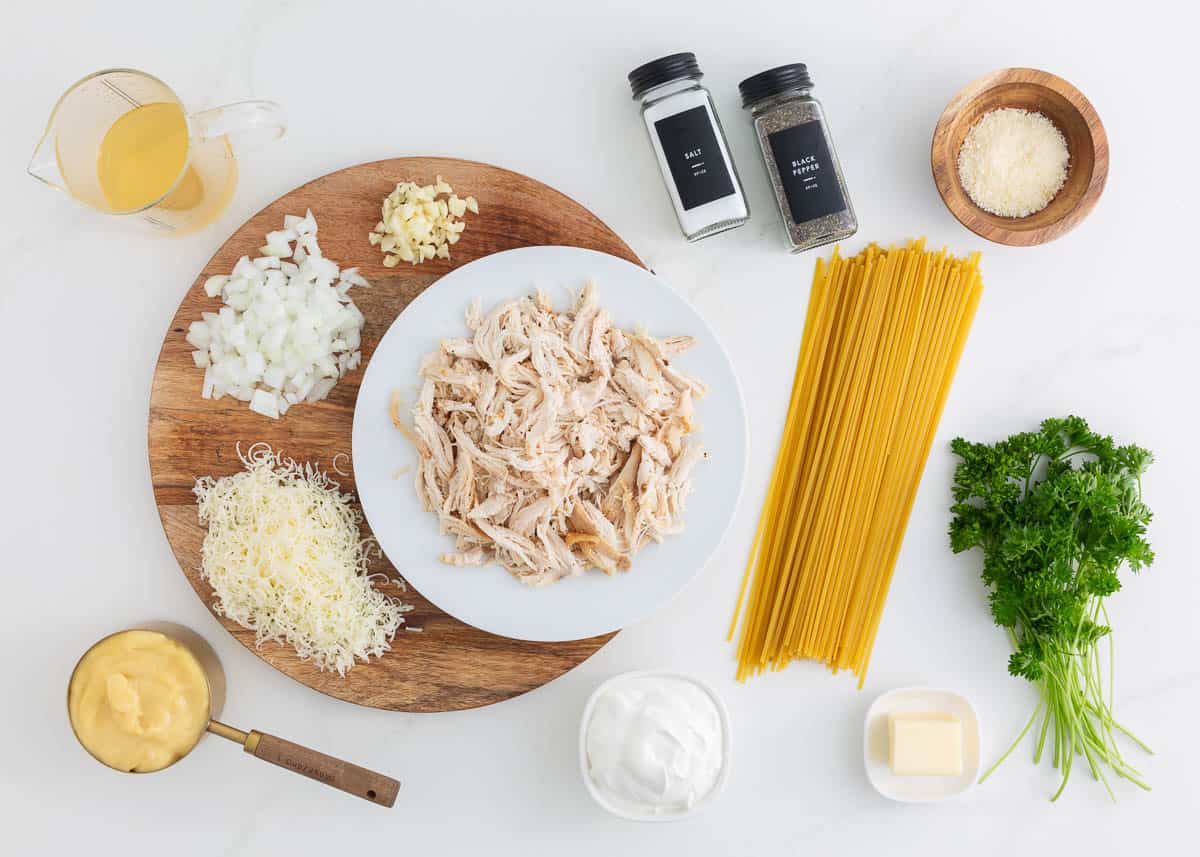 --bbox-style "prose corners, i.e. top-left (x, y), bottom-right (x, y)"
top-left (957, 108), bottom-right (1069, 218)
top-left (193, 444), bottom-right (411, 675)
